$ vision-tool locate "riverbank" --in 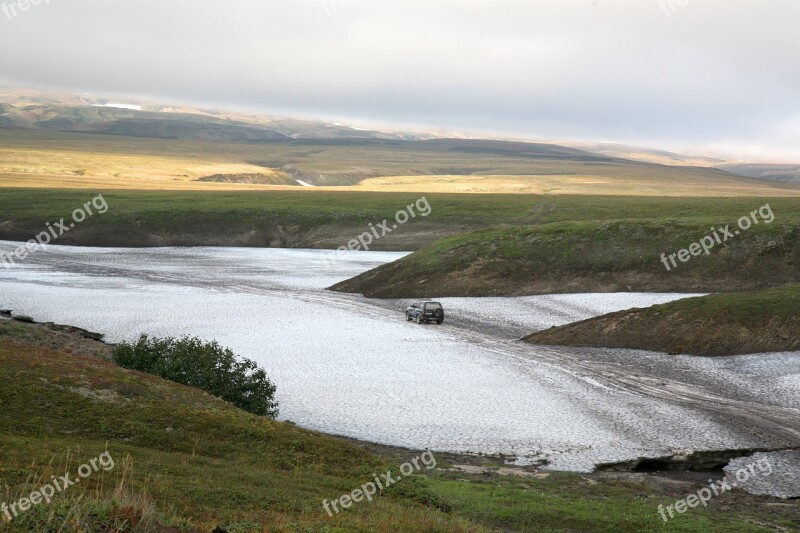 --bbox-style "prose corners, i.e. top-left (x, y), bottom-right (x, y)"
top-left (2, 313), bottom-right (798, 531)
top-left (3, 190), bottom-right (800, 253)
top-left (331, 220), bottom-right (800, 298)
top-left (523, 285), bottom-right (800, 356)
top-left (4, 243), bottom-right (799, 474)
